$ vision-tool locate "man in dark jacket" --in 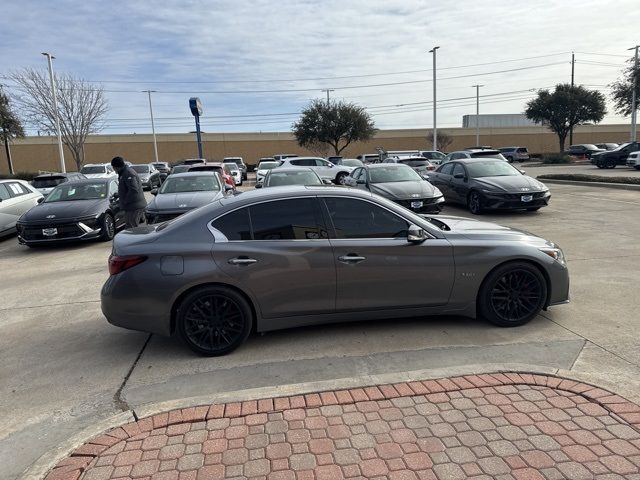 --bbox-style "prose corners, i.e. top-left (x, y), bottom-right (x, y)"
top-left (111, 156), bottom-right (147, 228)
